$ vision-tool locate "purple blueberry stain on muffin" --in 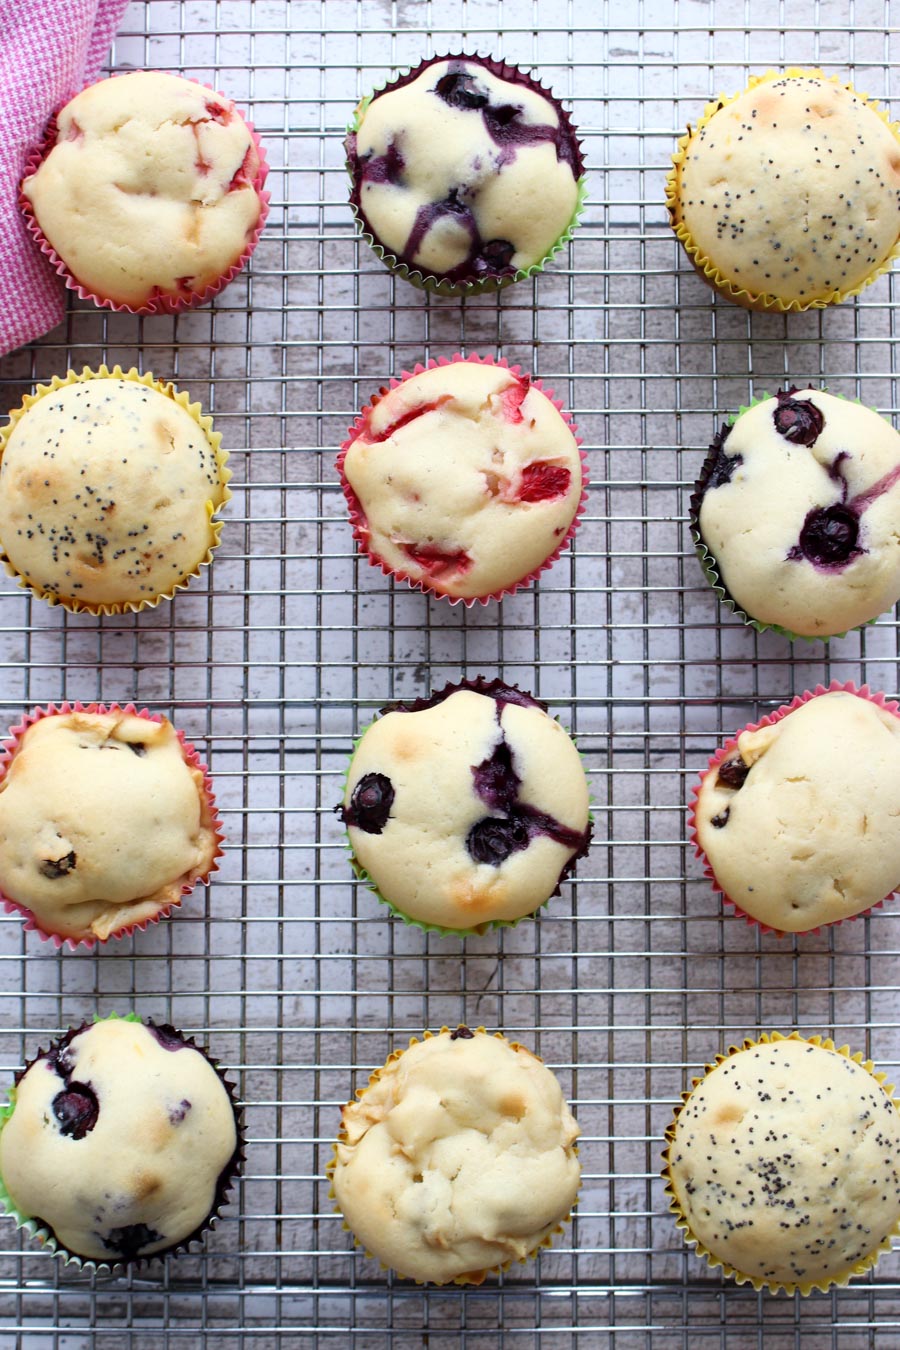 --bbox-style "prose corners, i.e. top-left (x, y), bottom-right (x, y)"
top-left (102, 1222), bottom-right (164, 1260)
